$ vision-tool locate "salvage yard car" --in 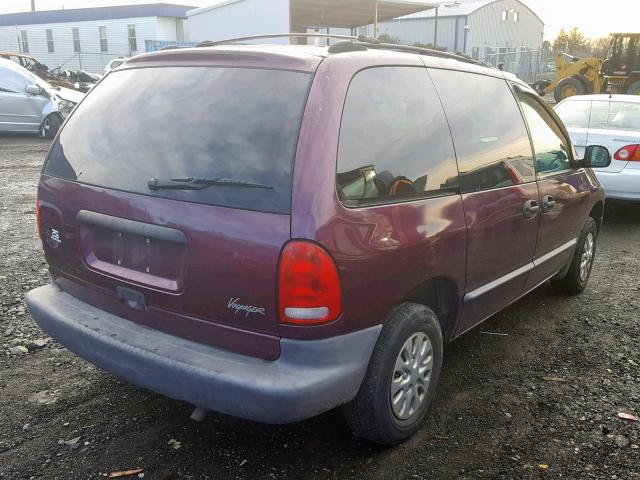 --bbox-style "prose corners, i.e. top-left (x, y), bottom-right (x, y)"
top-left (555, 94), bottom-right (640, 202)
top-left (0, 58), bottom-right (83, 138)
top-left (26, 38), bottom-right (612, 445)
